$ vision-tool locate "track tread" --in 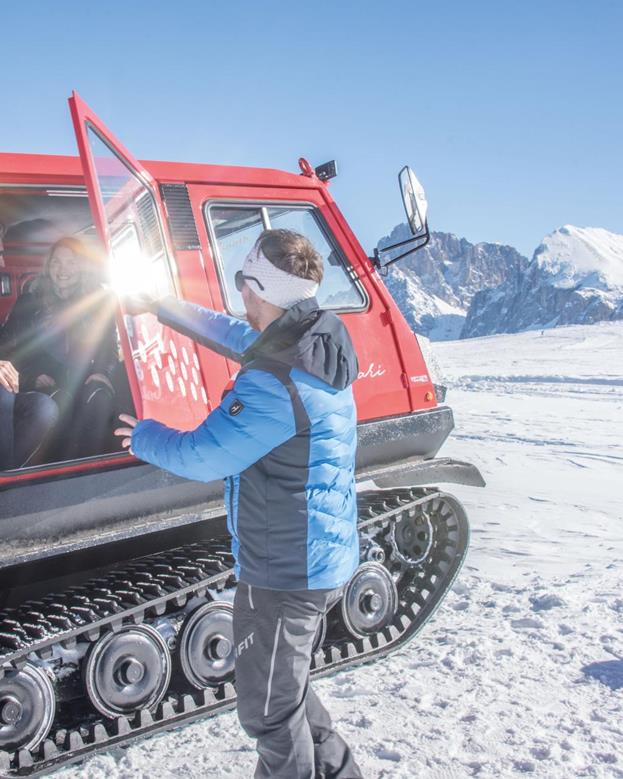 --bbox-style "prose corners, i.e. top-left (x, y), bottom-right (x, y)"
top-left (0, 489), bottom-right (468, 777)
